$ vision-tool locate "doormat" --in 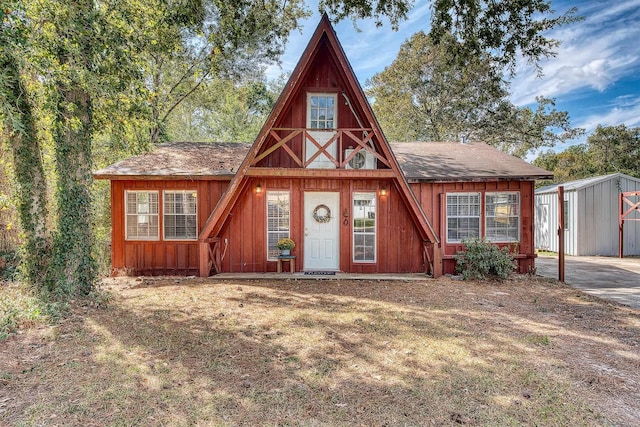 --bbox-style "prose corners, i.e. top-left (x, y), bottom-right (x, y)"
top-left (304, 271), bottom-right (336, 275)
